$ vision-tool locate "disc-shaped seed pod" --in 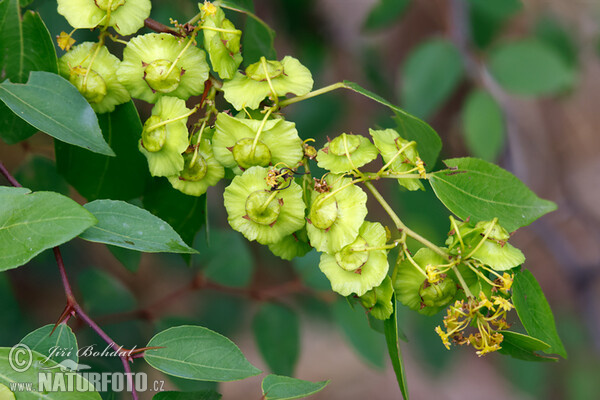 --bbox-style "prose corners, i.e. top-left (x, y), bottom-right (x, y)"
top-left (167, 139), bottom-right (225, 196)
top-left (59, 42), bottom-right (130, 114)
top-left (445, 220), bottom-right (525, 271)
top-left (319, 221), bottom-right (389, 297)
top-left (57, 0), bottom-right (151, 36)
top-left (223, 166), bottom-right (306, 245)
top-left (222, 56), bottom-right (313, 110)
top-left (316, 133), bottom-right (378, 174)
top-left (419, 278), bottom-right (457, 307)
top-left (370, 128), bottom-right (424, 191)
top-left (139, 96), bottom-right (190, 177)
top-left (200, 2), bottom-right (242, 80)
top-left (306, 174), bottom-right (368, 254)
top-left (118, 33), bottom-right (209, 103)
top-left (212, 113), bottom-right (303, 171)
top-left (359, 276), bottom-right (394, 320)
top-left (394, 248), bottom-right (450, 316)
top-left (268, 228), bottom-right (312, 261)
